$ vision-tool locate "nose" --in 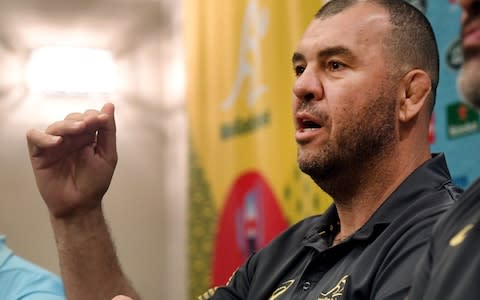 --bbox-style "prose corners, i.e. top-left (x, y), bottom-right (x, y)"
top-left (458, 0), bottom-right (480, 17)
top-left (292, 67), bottom-right (324, 103)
